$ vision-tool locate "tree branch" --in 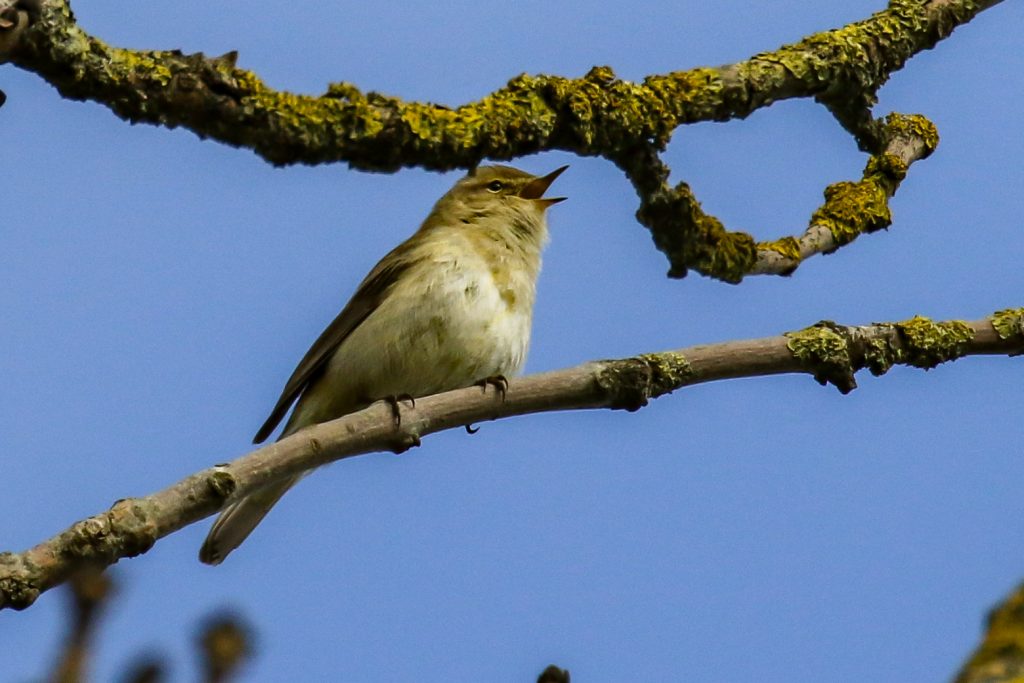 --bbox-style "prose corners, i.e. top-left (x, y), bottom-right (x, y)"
top-left (751, 112), bottom-right (938, 276)
top-left (956, 580), bottom-right (1024, 683)
top-left (1, 307), bottom-right (1021, 611)
top-left (0, 0), bottom-right (1002, 281)
top-left (2, 0), bottom-right (995, 167)
top-left (49, 566), bottom-right (111, 683)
